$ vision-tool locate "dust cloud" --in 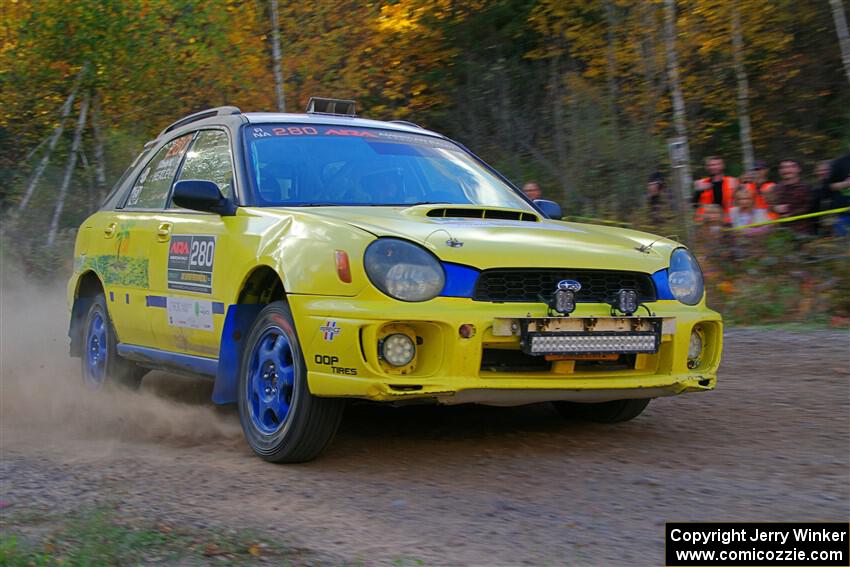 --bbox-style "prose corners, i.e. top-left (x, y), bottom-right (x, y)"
top-left (0, 272), bottom-right (241, 452)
